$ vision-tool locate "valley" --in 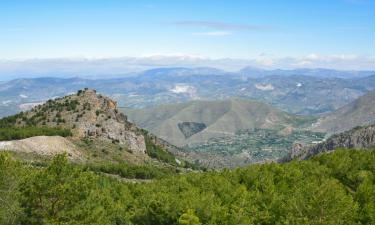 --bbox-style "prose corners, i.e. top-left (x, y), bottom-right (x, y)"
top-left (123, 98), bottom-right (326, 167)
top-left (1, 79), bottom-right (375, 169)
